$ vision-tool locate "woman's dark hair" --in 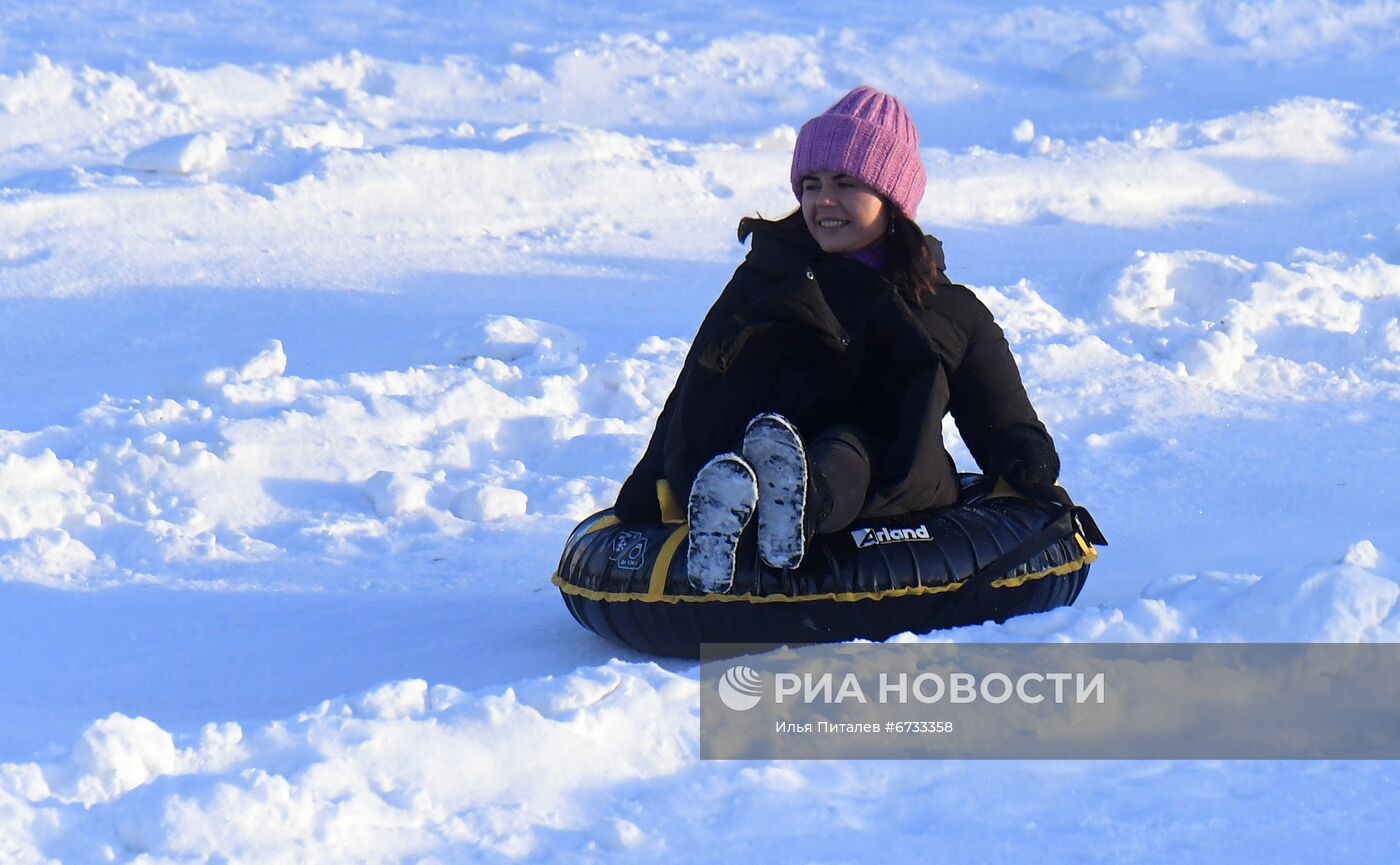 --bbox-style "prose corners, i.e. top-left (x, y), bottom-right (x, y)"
top-left (884, 208), bottom-right (942, 305)
top-left (737, 205), bottom-right (943, 305)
